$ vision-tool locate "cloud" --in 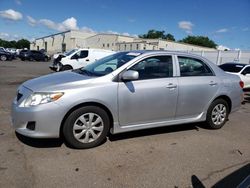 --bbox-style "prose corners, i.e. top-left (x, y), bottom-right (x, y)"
top-left (217, 45), bottom-right (230, 51)
top-left (0, 32), bottom-right (10, 40)
top-left (242, 27), bottom-right (249, 31)
top-left (104, 30), bottom-right (137, 37)
top-left (128, 18), bottom-right (136, 23)
top-left (122, 32), bottom-right (130, 36)
top-left (80, 27), bottom-right (96, 33)
top-left (27, 16), bottom-right (37, 26)
top-left (216, 28), bottom-right (228, 33)
top-left (0, 9), bottom-right (23, 21)
top-left (39, 19), bottom-right (58, 30)
top-left (106, 30), bottom-right (120, 35)
top-left (178, 21), bottom-right (194, 34)
top-left (39, 17), bottom-right (79, 31)
top-left (15, 0), bottom-right (22, 5)
top-left (0, 32), bottom-right (21, 40)
top-left (61, 17), bottom-right (79, 30)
